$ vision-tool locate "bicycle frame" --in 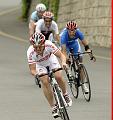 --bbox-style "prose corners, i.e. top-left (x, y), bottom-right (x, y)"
top-left (69, 48), bottom-right (92, 69)
top-left (68, 48), bottom-right (92, 101)
top-left (39, 67), bottom-right (70, 119)
top-left (49, 70), bottom-right (67, 109)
